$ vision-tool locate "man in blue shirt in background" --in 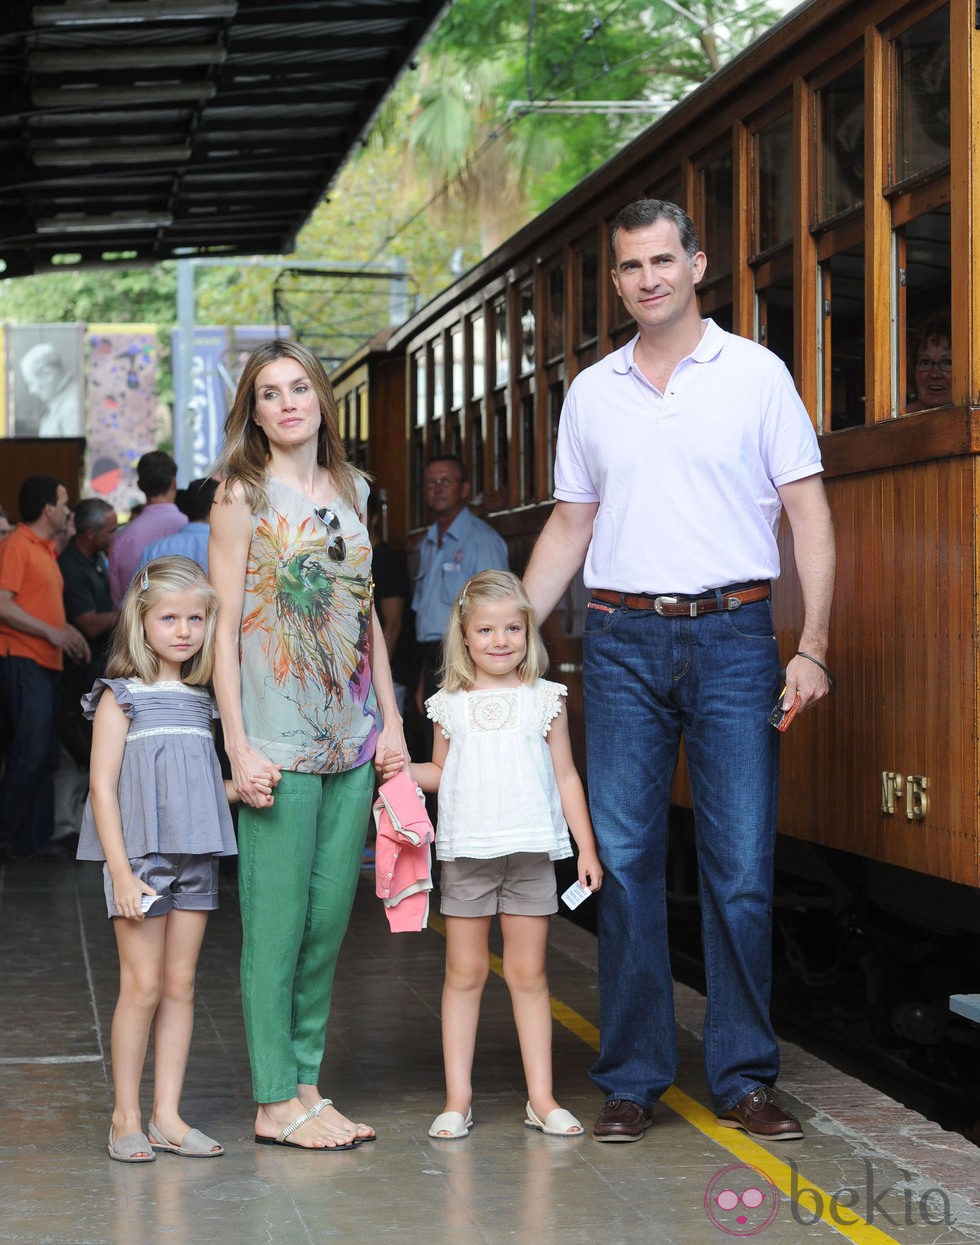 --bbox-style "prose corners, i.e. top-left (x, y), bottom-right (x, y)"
top-left (412, 454), bottom-right (508, 712)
